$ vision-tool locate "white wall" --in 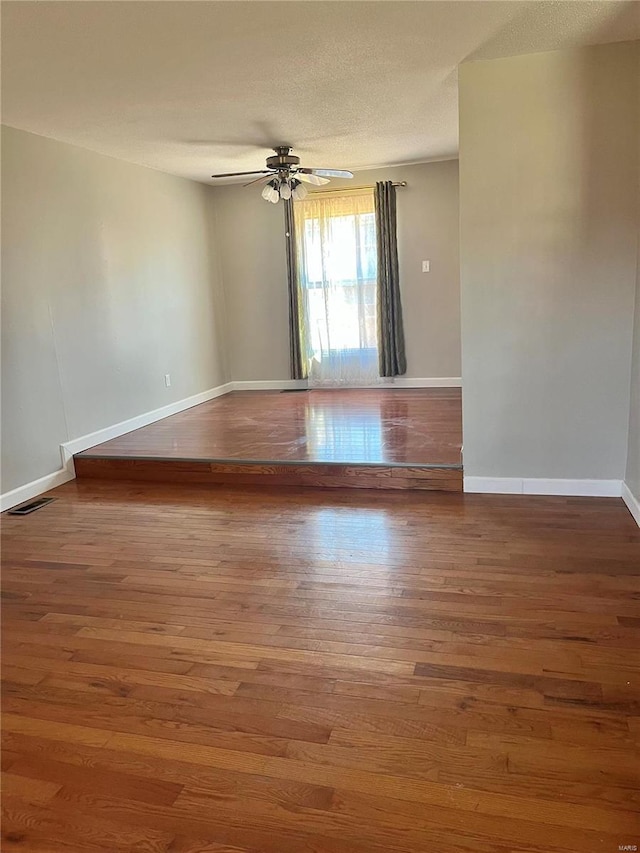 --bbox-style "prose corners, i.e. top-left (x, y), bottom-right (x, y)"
top-left (1, 126), bottom-right (227, 493)
top-left (210, 161), bottom-right (461, 382)
top-left (459, 41), bottom-right (639, 483)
